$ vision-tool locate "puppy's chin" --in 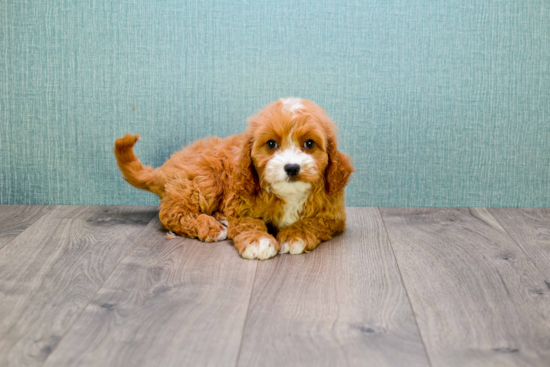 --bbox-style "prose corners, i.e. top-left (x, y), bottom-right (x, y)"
top-left (269, 180), bottom-right (311, 197)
